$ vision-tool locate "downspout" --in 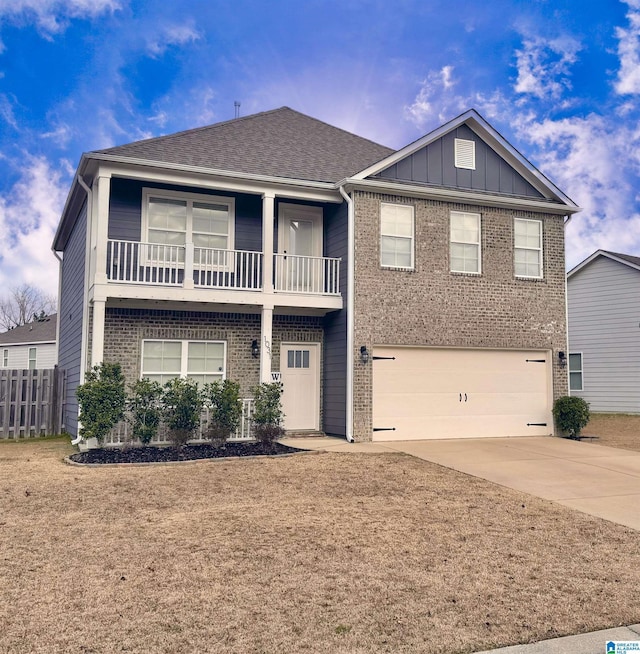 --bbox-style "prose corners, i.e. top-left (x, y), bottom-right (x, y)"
top-left (563, 214), bottom-right (571, 399)
top-left (70, 175), bottom-right (93, 446)
top-left (339, 185), bottom-right (355, 442)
